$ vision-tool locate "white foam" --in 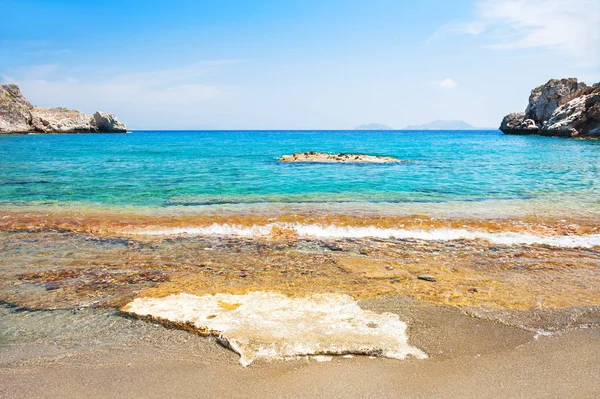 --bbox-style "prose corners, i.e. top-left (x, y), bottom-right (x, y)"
top-left (123, 292), bottom-right (426, 367)
top-left (129, 223), bottom-right (600, 248)
top-left (534, 329), bottom-right (555, 340)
